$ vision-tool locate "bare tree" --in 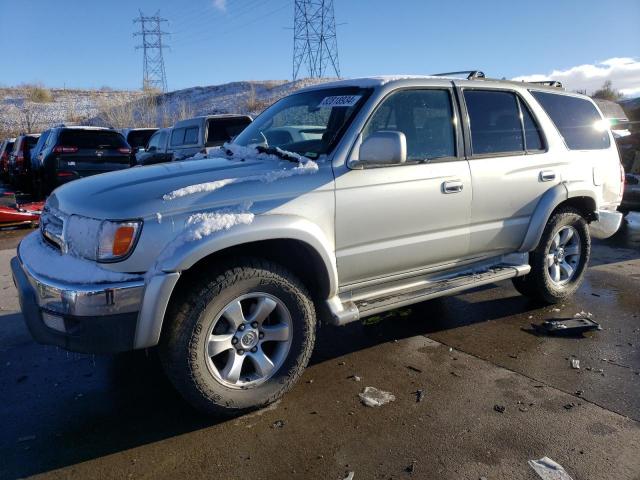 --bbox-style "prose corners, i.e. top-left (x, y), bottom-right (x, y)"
top-left (592, 80), bottom-right (623, 102)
